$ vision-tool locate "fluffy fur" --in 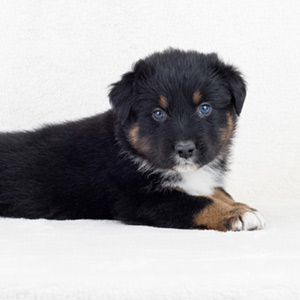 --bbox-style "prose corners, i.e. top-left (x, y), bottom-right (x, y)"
top-left (0, 49), bottom-right (265, 231)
